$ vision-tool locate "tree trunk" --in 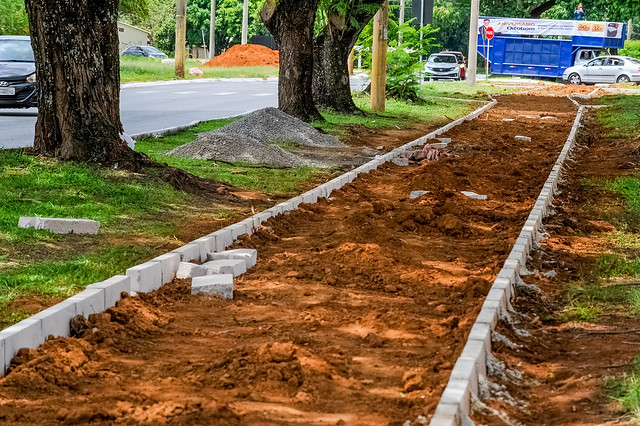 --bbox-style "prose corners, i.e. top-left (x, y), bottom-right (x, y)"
top-left (312, 1), bottom-right (384, 114)
top-left (261, 0), bottom-right (322, 122)
top-left (24, 0), bottom-right (136, 166)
